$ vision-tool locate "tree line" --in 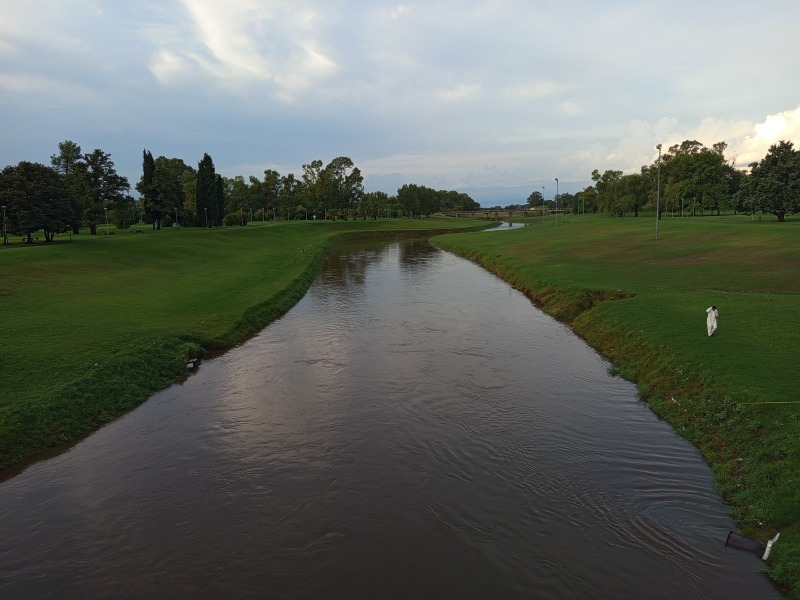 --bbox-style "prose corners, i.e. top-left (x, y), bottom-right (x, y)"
top-left (525, 139), bottom-right (800, 222)
top-left (0, 142), bottom-right (480, 243)
top-left (0, 142), bottom-right (131, 243)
